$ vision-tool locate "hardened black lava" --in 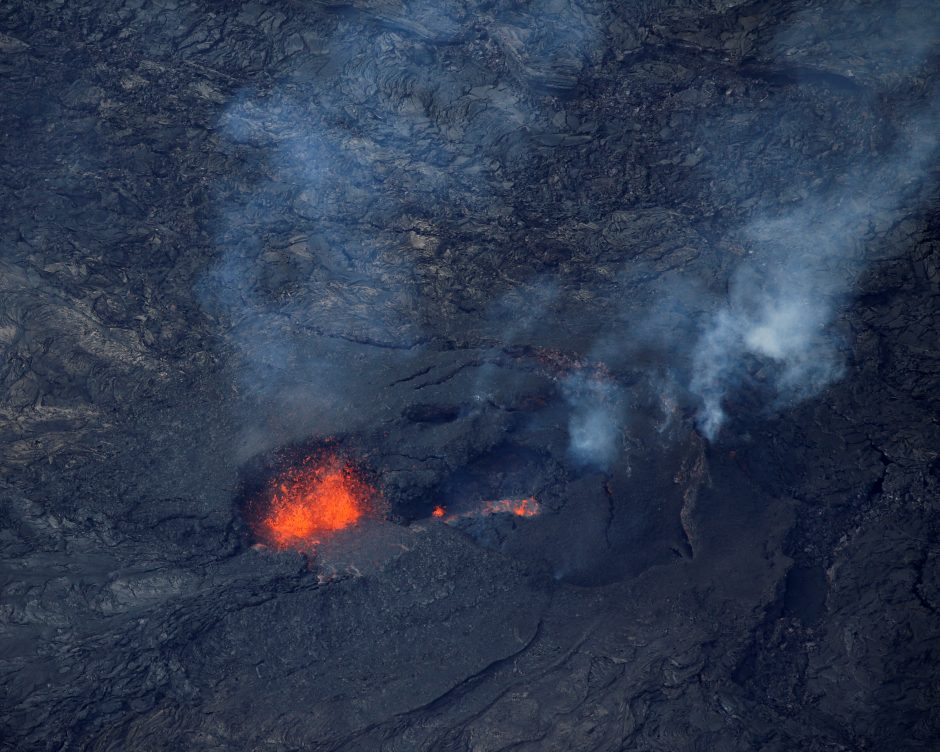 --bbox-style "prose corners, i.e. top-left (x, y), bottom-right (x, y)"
top-left (2, 0), bottom-right (939, 750)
